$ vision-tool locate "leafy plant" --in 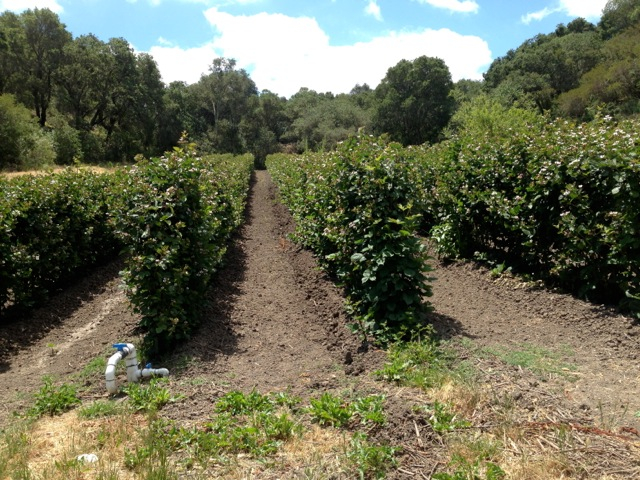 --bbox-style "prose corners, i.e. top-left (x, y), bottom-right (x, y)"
top-left (28, 376), bottom-right (81, 417)
top-left (375, 328), bottom-right (456, 390)
top-left (112, 147), bottom-right (253, 353)
top-left (122, 378), bottom-right (179, 413)
top-left (433, 455), bottom-right (506, 480)
top-left (78, 400), bottom-right (123, 419)
top-left (268, 135), bottom-right (434, 342)
top-left (308, 393), bottom-right (353, 428)
top-left (418, 402), bottom-right (471, 433)
top-left (346, 432), bottom-right (398, 480)
top-left (308, 392), bottom-right (387, 428)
